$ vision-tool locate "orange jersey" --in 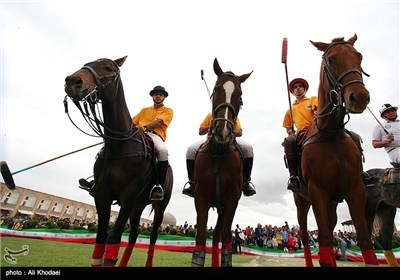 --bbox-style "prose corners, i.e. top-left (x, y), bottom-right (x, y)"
top-left (283, 96), bottom-right (318, 132)
top-left (132, 105), bottom-right (173, 141)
